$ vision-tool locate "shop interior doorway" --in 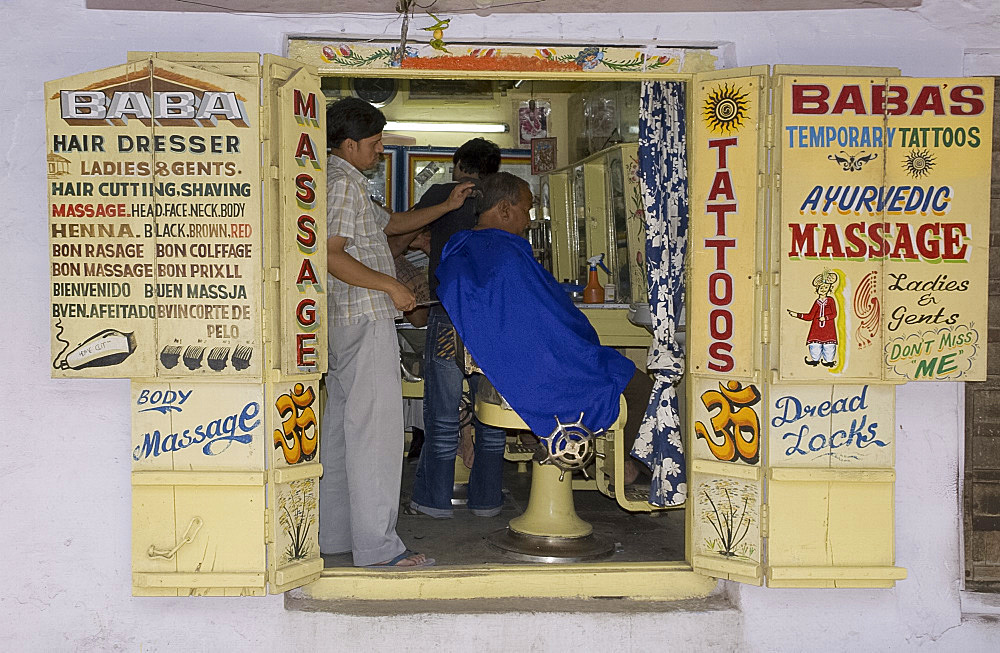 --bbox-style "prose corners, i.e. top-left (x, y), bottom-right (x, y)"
top-left (319, 74), bottom-right (688, 568)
